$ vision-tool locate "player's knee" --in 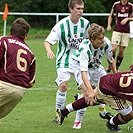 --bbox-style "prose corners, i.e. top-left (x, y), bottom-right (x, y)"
top-left (59, 82), bottom-right (68, 91)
